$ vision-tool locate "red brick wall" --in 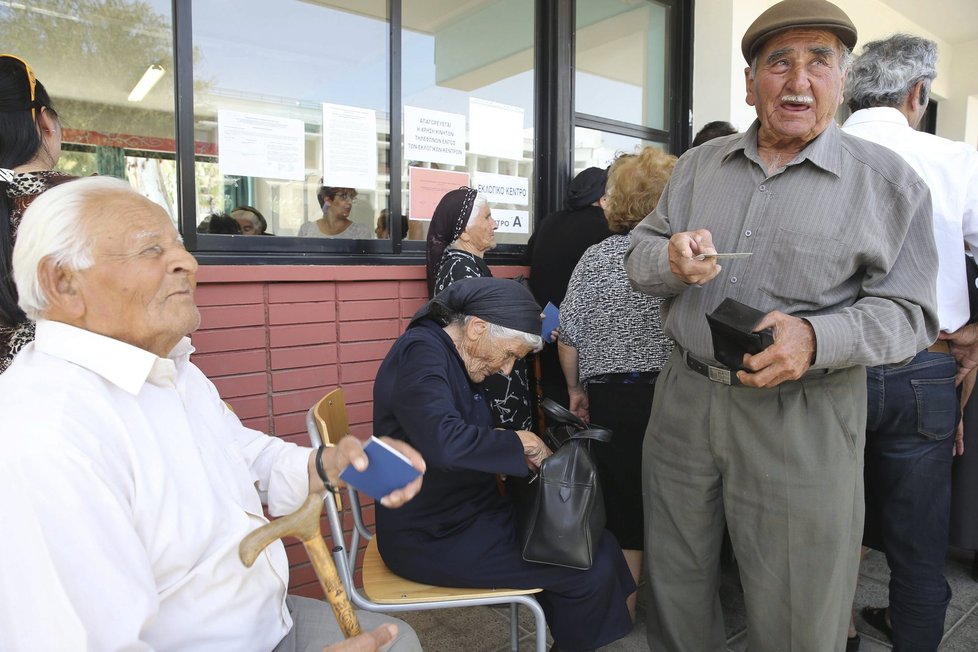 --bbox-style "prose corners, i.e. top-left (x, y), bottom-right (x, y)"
top-left (191, 264), bottom-right (527, 596)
